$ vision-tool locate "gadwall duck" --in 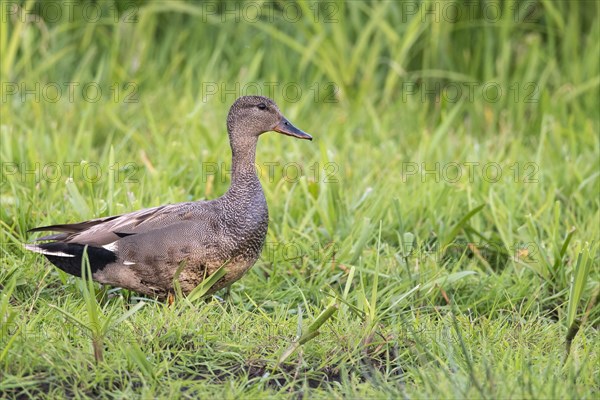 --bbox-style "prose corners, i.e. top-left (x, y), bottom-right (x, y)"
top-left (25, 96), bottom-right (312, 299)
